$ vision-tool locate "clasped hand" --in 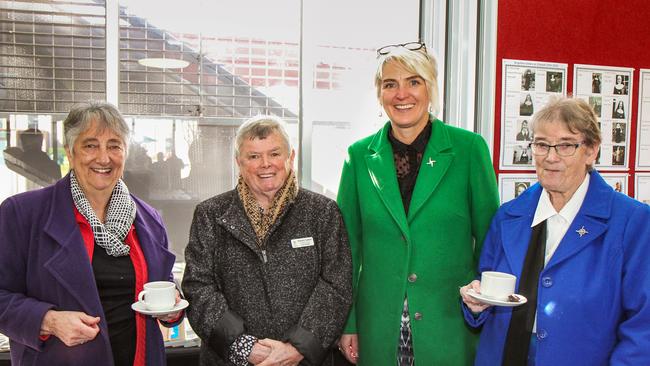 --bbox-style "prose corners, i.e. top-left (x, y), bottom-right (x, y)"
top-left (249, 338), bottom-right (303, 366)
top-left (40, 310), bottom-right (100, 347)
